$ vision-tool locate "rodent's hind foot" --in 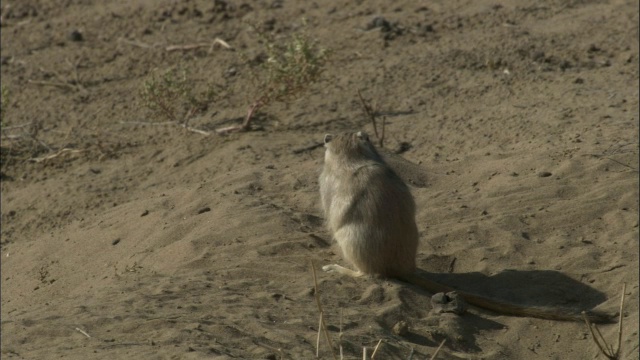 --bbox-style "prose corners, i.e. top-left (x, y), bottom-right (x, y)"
top-left (322, 264), bottom-right (364, 278)
top-left (322, 264), bottom-right (339, 272)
